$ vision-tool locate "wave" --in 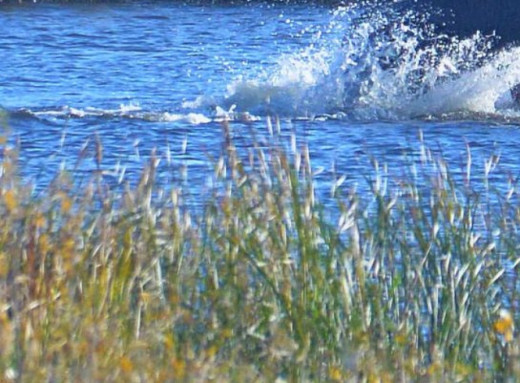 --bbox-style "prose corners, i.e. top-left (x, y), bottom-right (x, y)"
top-left (189, 2), bottom-right (520, 122)
top-left (10, 2), bottom-right (520, 125)
top-left (15, 104), bottom-right (143, 120)
top-left (10, 103), bottom-right (264, 126)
